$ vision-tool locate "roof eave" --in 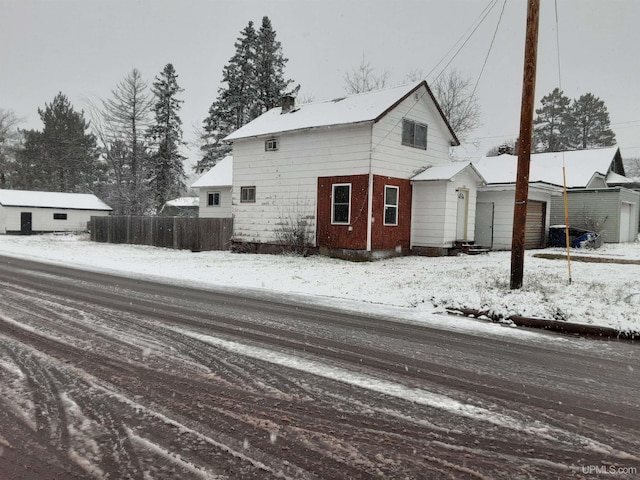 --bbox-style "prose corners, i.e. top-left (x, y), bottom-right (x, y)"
top-left (224, 119), bottom-right (375, 143)
top-left (373, 80), bottom-right (460, 147)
